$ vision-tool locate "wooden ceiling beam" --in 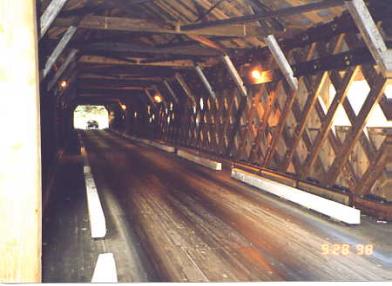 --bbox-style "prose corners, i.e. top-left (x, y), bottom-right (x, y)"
top-left (78, 88), bottom-right (147, 95)
top-left (78, 73), bottom-right (163, 81)
top-left (78, 61), bottom-right (184, 71)
top-left (128, 0), bottom-right (156, 5)
top-left (78, 86), bottom-right (146, 92)
top-left (78, 78), bottom-right (161, 88)
top-left (246, 0), bottom-right (285, 33)
top-left (186, 34), bottom-right (226, 53)
top-left (53, 15), bottom-right (262, 37)
top-left (79, 54), bottom-right (196, 67)
top-left (79, 41), bottom-right (222, 57)
top-left (78, 85), bottom-right (152, 91)
top-left (73, 97), bottom-right (123, 105)
top-left (181, 0), bottom-right (343, 31)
